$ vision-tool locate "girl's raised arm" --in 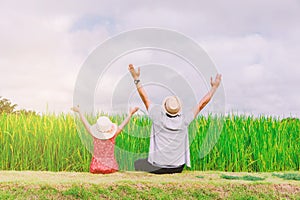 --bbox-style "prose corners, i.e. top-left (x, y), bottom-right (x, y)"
top-left (71, 106), bottom-right (93, 135)
top-left (117, 107), bottom-right (139, 134)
